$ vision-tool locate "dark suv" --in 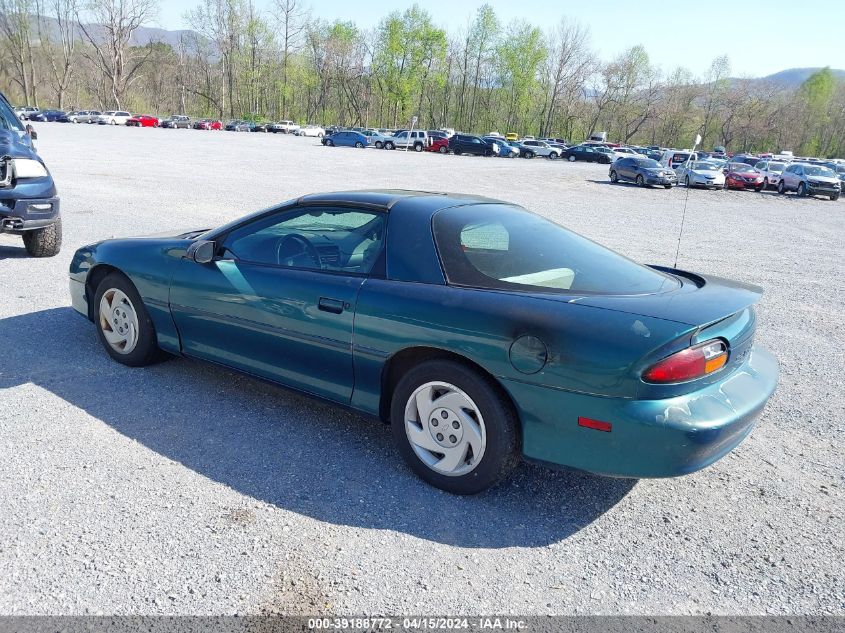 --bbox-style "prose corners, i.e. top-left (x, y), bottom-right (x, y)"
top-left (449, 134), bottom-right (496, 157)
top-left (0, 91), bottom-right (61, 256)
